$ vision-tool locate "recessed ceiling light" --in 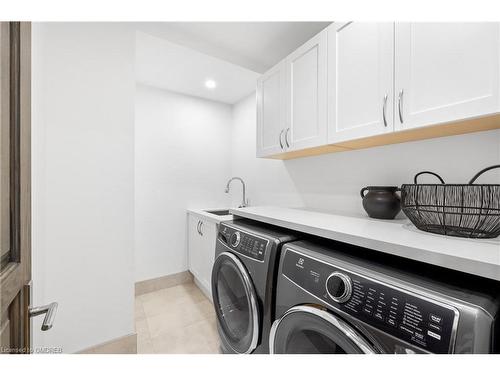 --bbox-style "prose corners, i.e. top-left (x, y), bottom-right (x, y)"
top-left (205, 79), bottom-right (217, 89)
